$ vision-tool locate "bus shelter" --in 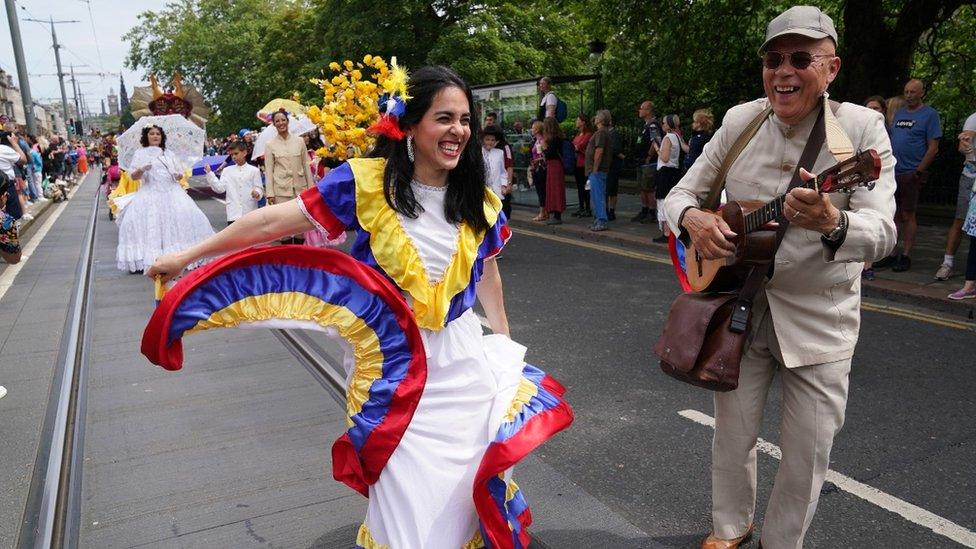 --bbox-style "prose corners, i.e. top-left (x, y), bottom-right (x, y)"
top-left (472, 75), bottom-right (599, 208)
